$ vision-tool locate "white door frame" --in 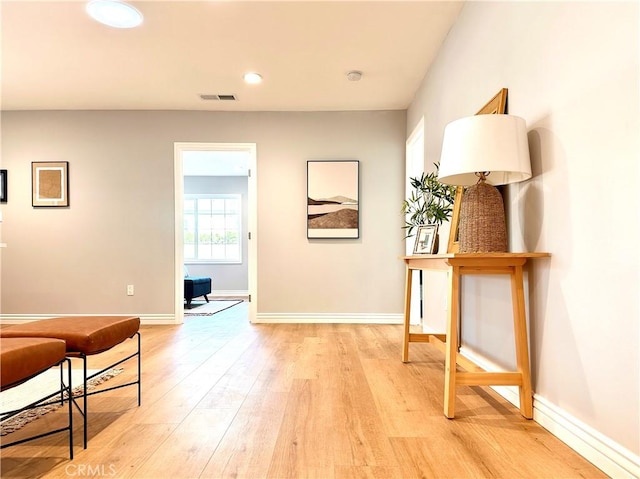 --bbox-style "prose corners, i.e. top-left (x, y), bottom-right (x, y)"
top-left (173, 142), bottom-right (257, 324)
top-left (406, 118), bottom-right (424, 325)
